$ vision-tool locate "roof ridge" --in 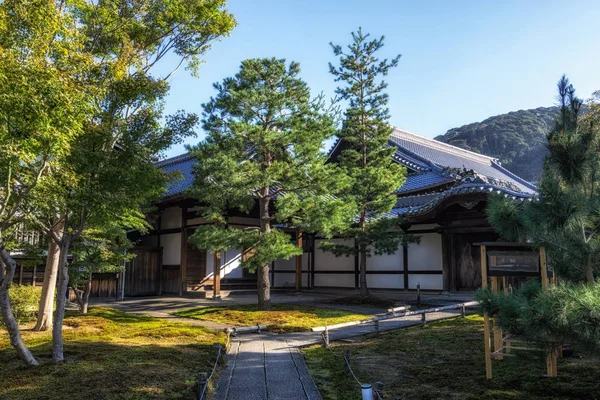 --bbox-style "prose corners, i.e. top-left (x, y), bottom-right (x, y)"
top-left (154, 152), bottom-right (193, 168)
top-left (490, 160), bottom-right (537, 191)
top-left (390, 127), bottom-right (498, 164)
